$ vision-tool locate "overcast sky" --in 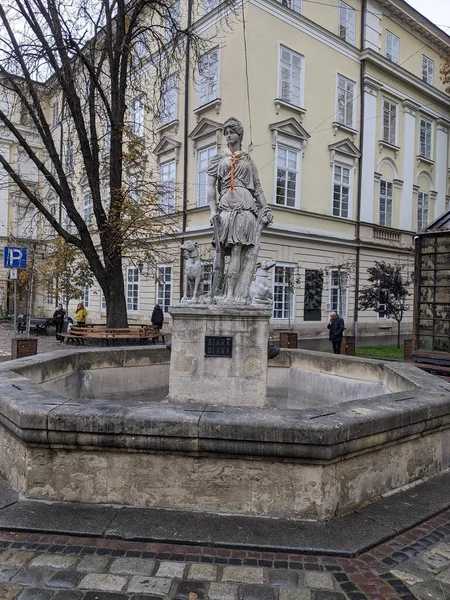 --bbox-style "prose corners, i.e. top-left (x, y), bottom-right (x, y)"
top-left (405, 0), bottom-right (450, 33)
